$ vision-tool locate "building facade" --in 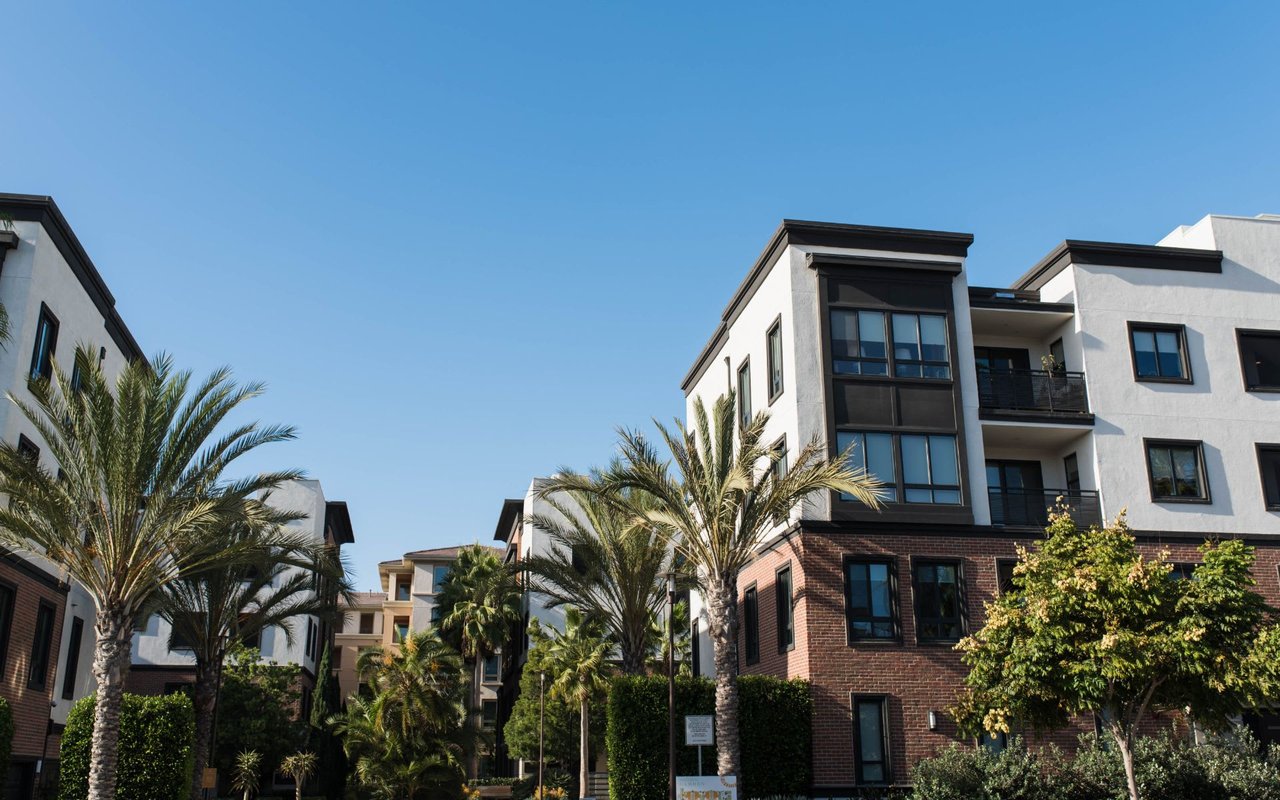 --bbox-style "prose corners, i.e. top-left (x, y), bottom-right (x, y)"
top-left (683, 215), bottom-right (1280, 791)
